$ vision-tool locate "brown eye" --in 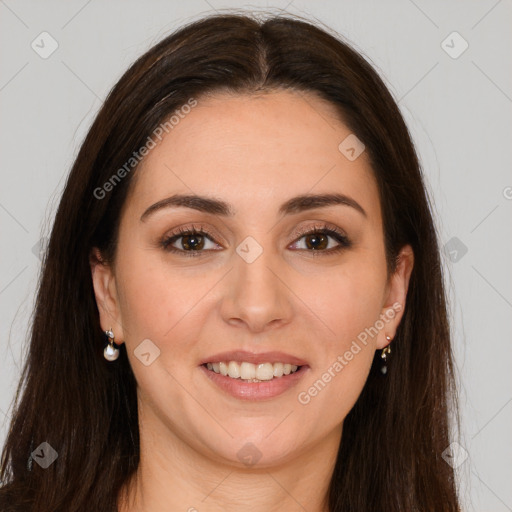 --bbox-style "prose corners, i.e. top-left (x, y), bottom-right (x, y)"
top-left (160, 226), bottom-right (221, 257)
top-left (303, 233), bottom-right (329, 250)
top-left (180, 233), bottom-right (206, 251)
top-left (290, 226), bottom-right (352, 254)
